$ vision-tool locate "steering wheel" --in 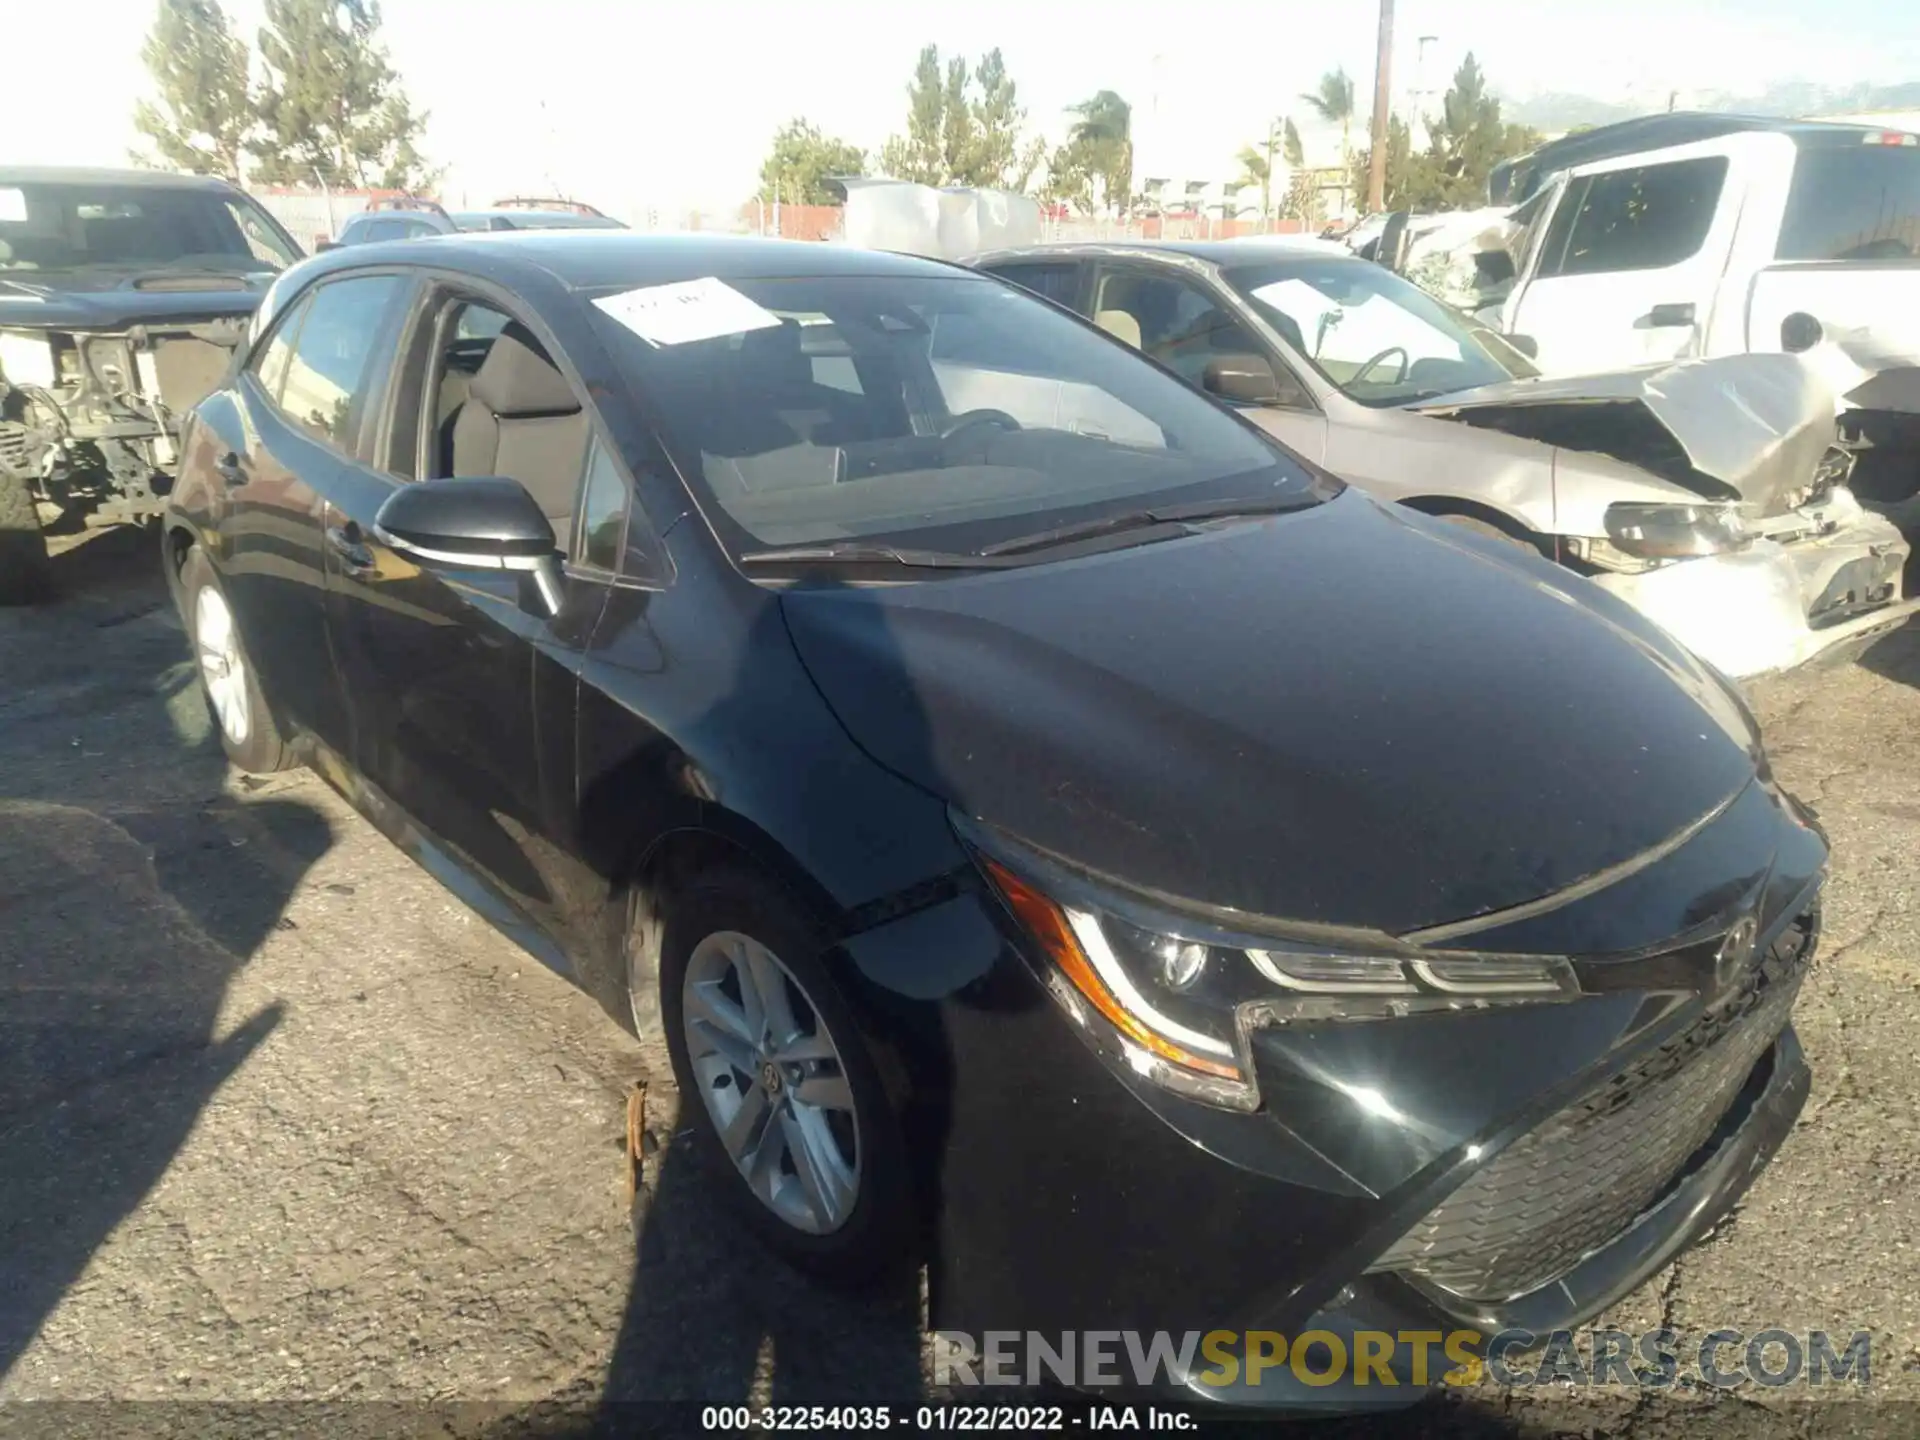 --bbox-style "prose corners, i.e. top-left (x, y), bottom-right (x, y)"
top-left (940, 409), bottom-right (1022, 444)
top-left (1350, 346), bottom-right (1411, 386)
